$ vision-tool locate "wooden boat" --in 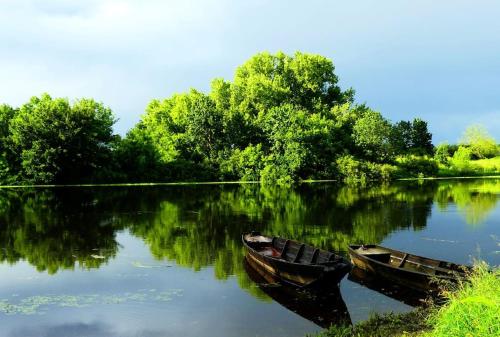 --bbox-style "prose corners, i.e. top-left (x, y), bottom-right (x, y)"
top-left (348, 244), bottom-right (472, 291)
top-left (242, 232), bottom-right (351, 287)
top-left (244, 257), bottom-right (351, 328)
